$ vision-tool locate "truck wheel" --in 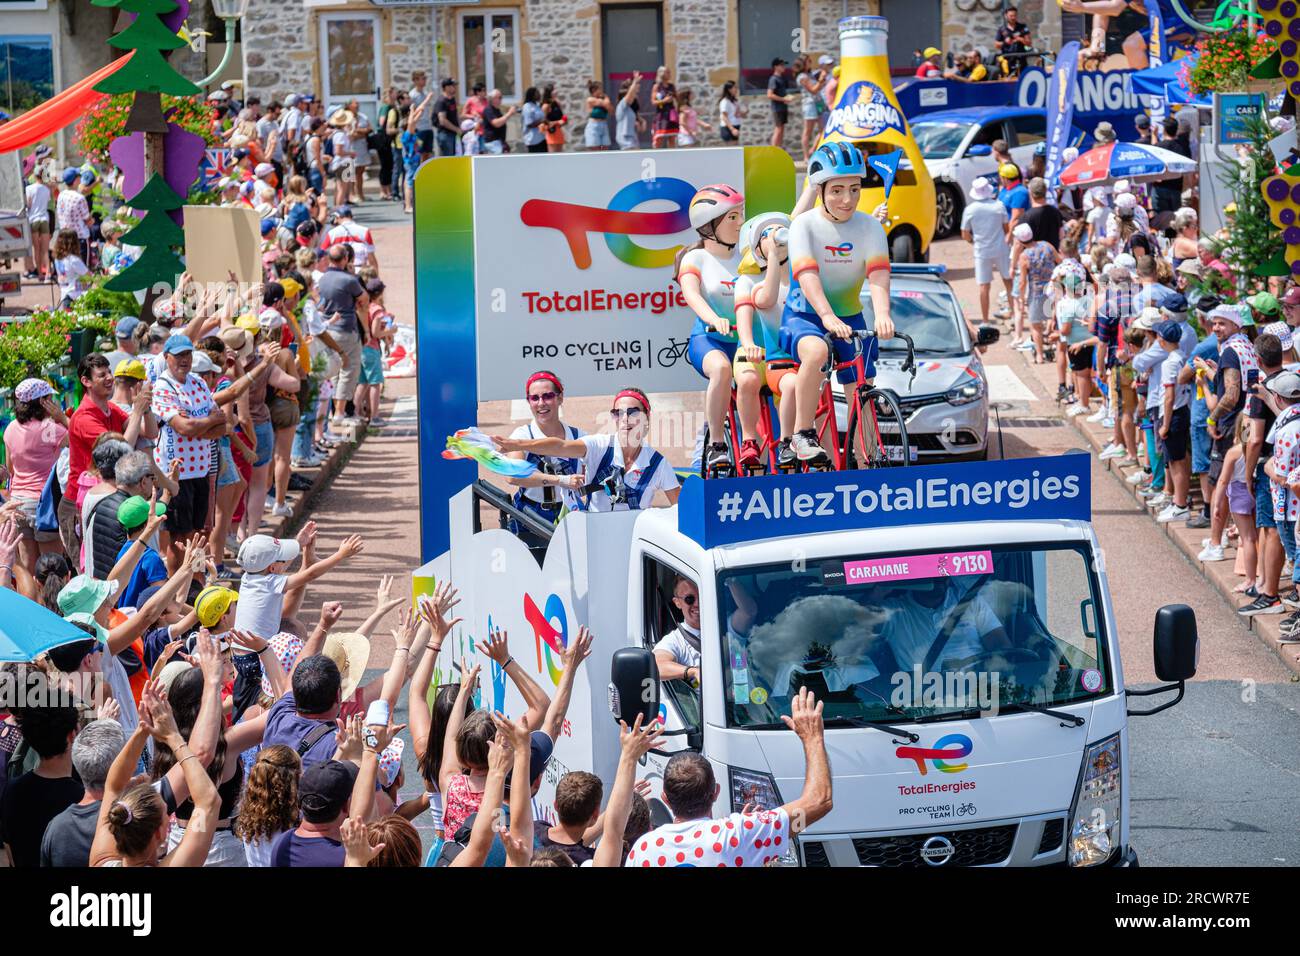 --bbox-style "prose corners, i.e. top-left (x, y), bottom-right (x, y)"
top-left (934, 184), bottom-right (960, 239)
top-left (890, 231), bottom-right (917, 263)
